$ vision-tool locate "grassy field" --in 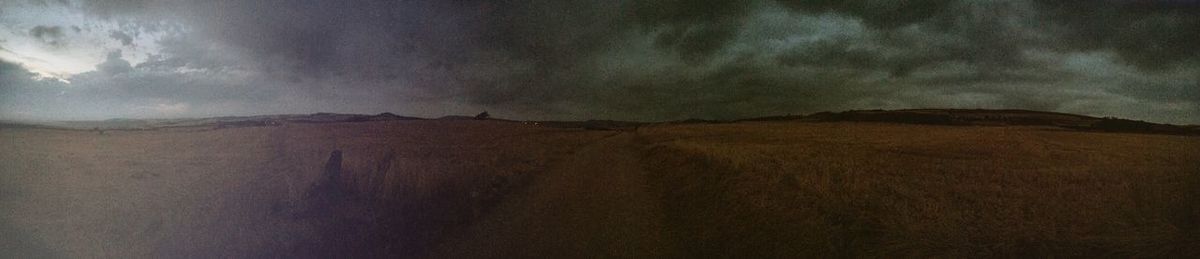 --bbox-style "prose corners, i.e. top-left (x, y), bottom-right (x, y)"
top-left (637, 122), bottom-right (1200, 258)
top-left (0, 120), bottom-right (610, 258)
top-left (2, 119), bottom-right (1197, 258)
